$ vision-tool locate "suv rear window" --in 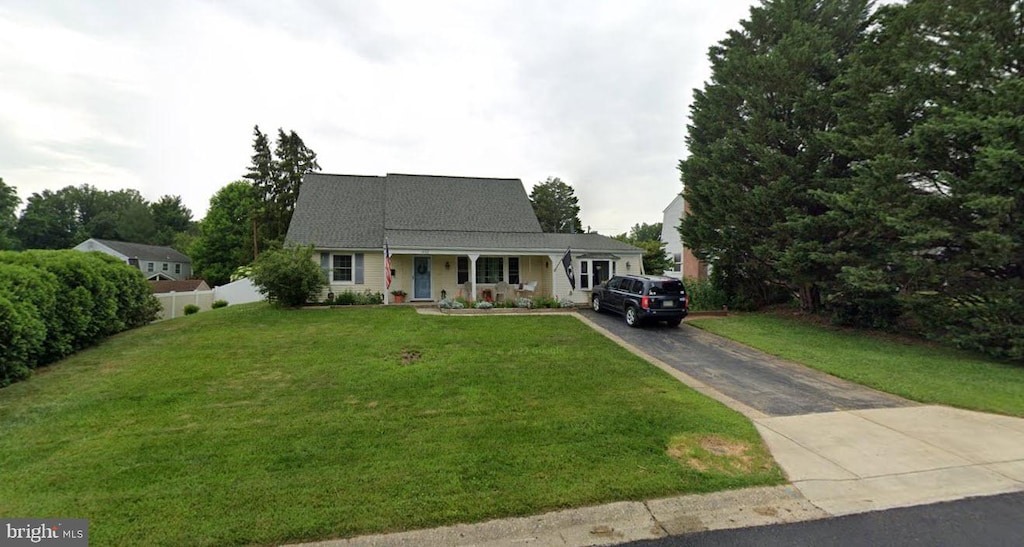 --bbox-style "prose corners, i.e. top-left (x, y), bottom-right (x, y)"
top-left (648, 280), bottom-right (684, 296)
